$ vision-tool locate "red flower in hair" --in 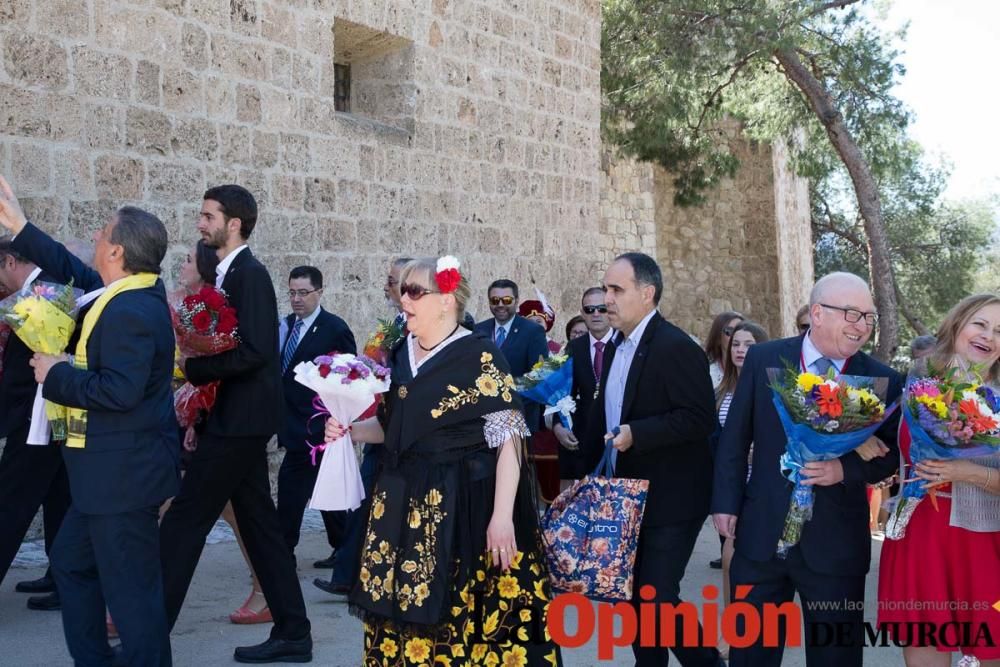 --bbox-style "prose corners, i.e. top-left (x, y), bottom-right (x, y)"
top-left (436, 268), bottom-right (461, 294)
top-left (191, 310), bottom-right (213, 333)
